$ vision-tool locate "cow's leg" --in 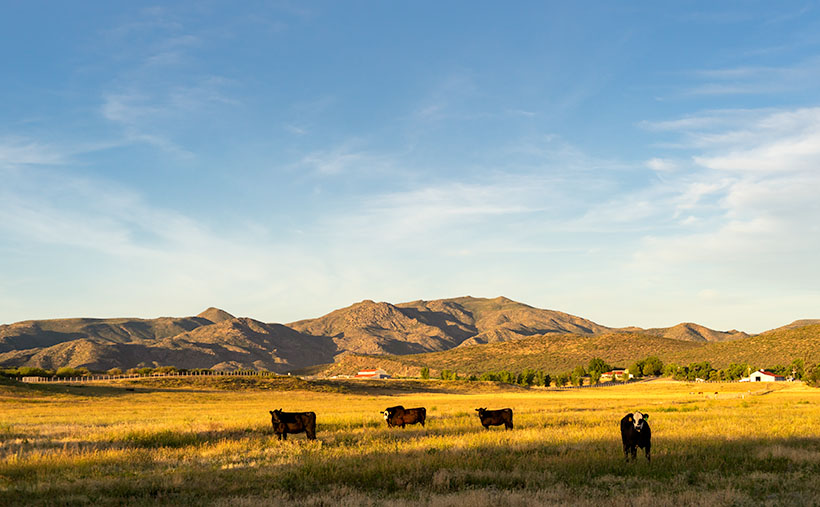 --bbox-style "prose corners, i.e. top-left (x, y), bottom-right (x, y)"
top-left (645, 444), bottom-right (651, 463)
top-left (630, 446), bottom-right (637, 461)
top-left (277, 433), bottom-right (283, 441)
top-left (623, 443), bottom-right (630, 461)
top-left (282, 432), bottom-right (287, 441)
